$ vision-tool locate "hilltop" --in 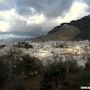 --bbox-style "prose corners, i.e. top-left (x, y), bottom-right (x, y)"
top-left (31, 15), bottom-right (90, 41)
